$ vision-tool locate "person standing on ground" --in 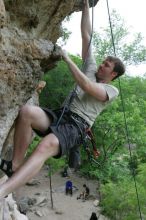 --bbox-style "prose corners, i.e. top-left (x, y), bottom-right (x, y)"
top-left (65, 179), bottom-right (73, 196)
top-left (77, 184), bottom-right (90, 201)
top-left (90, 212), bottom-right (98, 220)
